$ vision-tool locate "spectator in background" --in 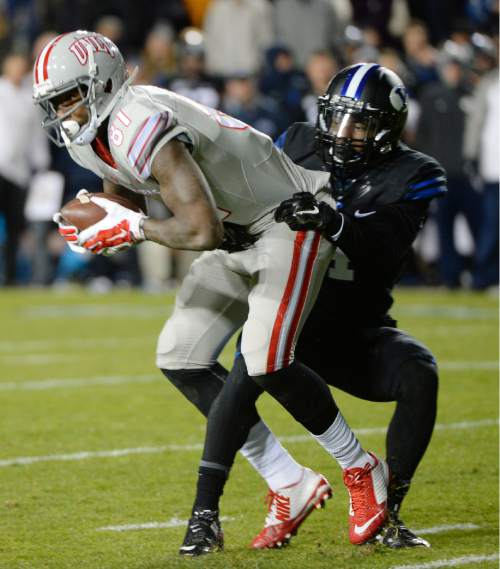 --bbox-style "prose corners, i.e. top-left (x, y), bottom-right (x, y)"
top-left (258, 45), bottom-right (309, 126)
top-left (135, 22), bottom-right (177, 86)
top-left (416, 57), bottom-right (480, 288)
top-left (94, 15), bottom-right (125, 51)
top-left (0, 51), bottom-right (49, 285)
top-left (301, 50), bottom-right (339, 123)
top-left (406, 0), bottom-right (469, 44)
top-left (203, 0), bottom-right (273, 78)
top-left (349, 0), bottom-right (394, 46)
top-left (221, 74), bottom-right (286, 140)
top-left (463, 62), bottom-right (499, 290)
top-left (274, 0), bottom-right (342, 69)
top-left (167, 31), bottom-right (220, 108)
top-left (183, 0), bottom-right (213, 28)
top-left (402, 20), bottom-right (439, 95)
